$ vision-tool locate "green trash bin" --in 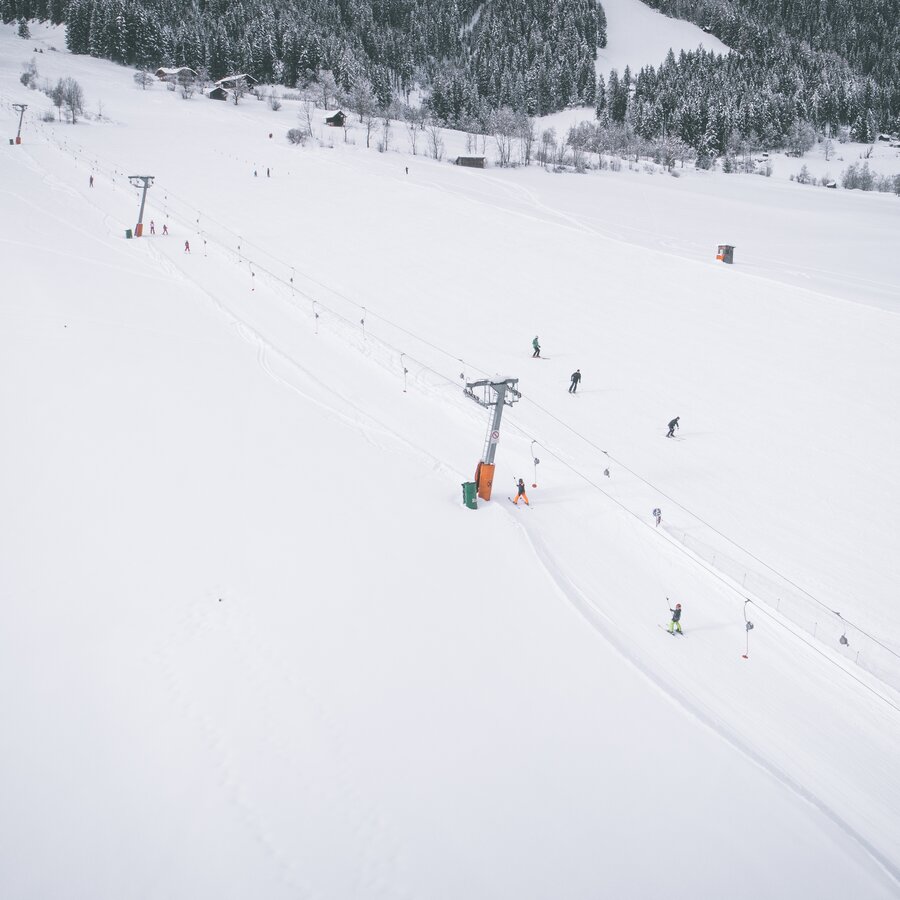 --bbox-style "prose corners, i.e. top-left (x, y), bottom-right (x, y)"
top-left (461, 482), bottom-right (478, 509)
top-left (125, 228), bottom-right (133, 239)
